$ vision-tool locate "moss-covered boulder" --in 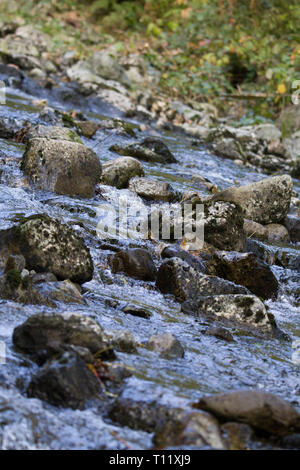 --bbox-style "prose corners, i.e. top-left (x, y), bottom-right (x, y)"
top-left (0, 214), bottom-right (93, 284)
top-left (22, 138), bottom-right (102, 198)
